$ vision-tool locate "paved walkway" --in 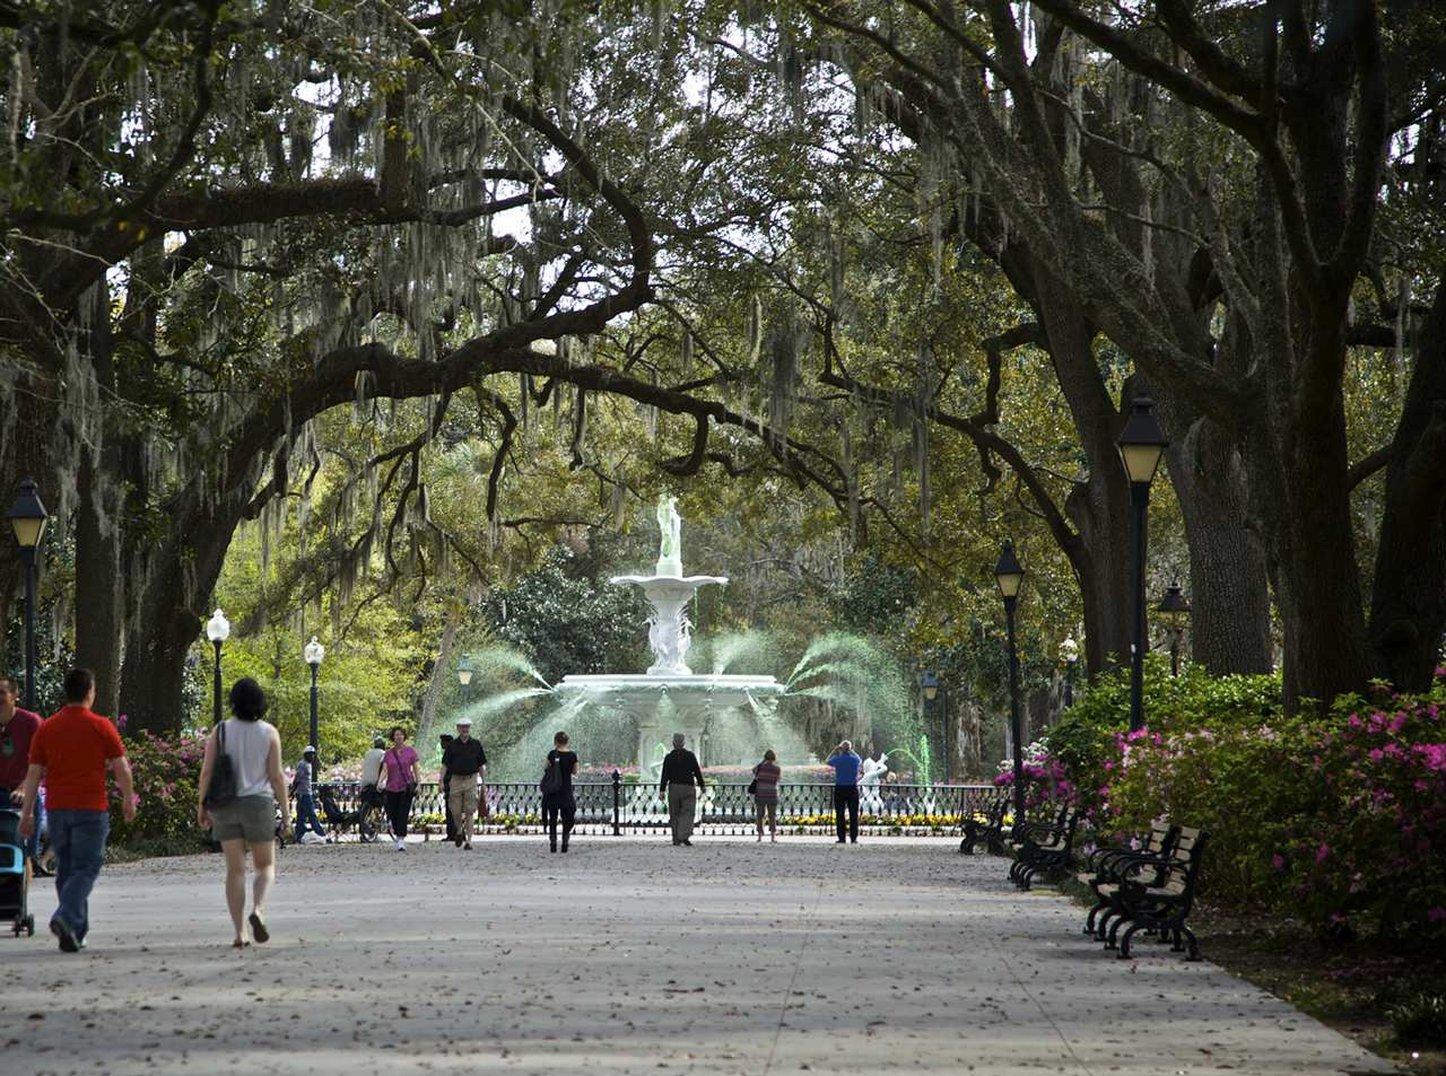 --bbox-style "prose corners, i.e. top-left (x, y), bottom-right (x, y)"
top-left (2, 836), bottom-right (1394, 1075)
